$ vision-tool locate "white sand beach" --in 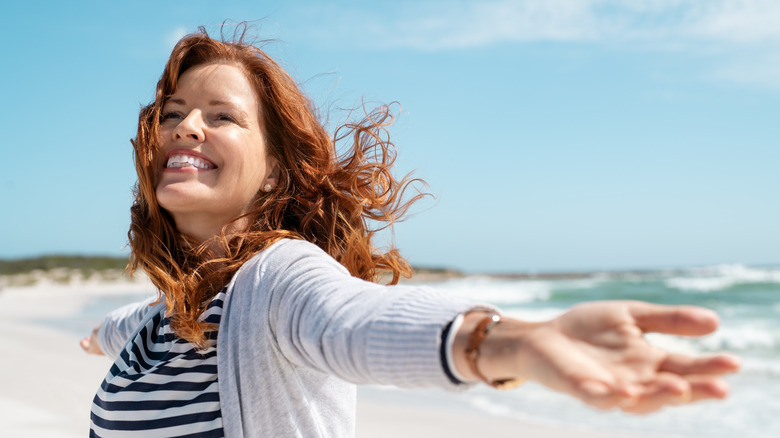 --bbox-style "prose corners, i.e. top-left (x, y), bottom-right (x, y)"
top-left (0, 281), bottom-right (676, 438)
